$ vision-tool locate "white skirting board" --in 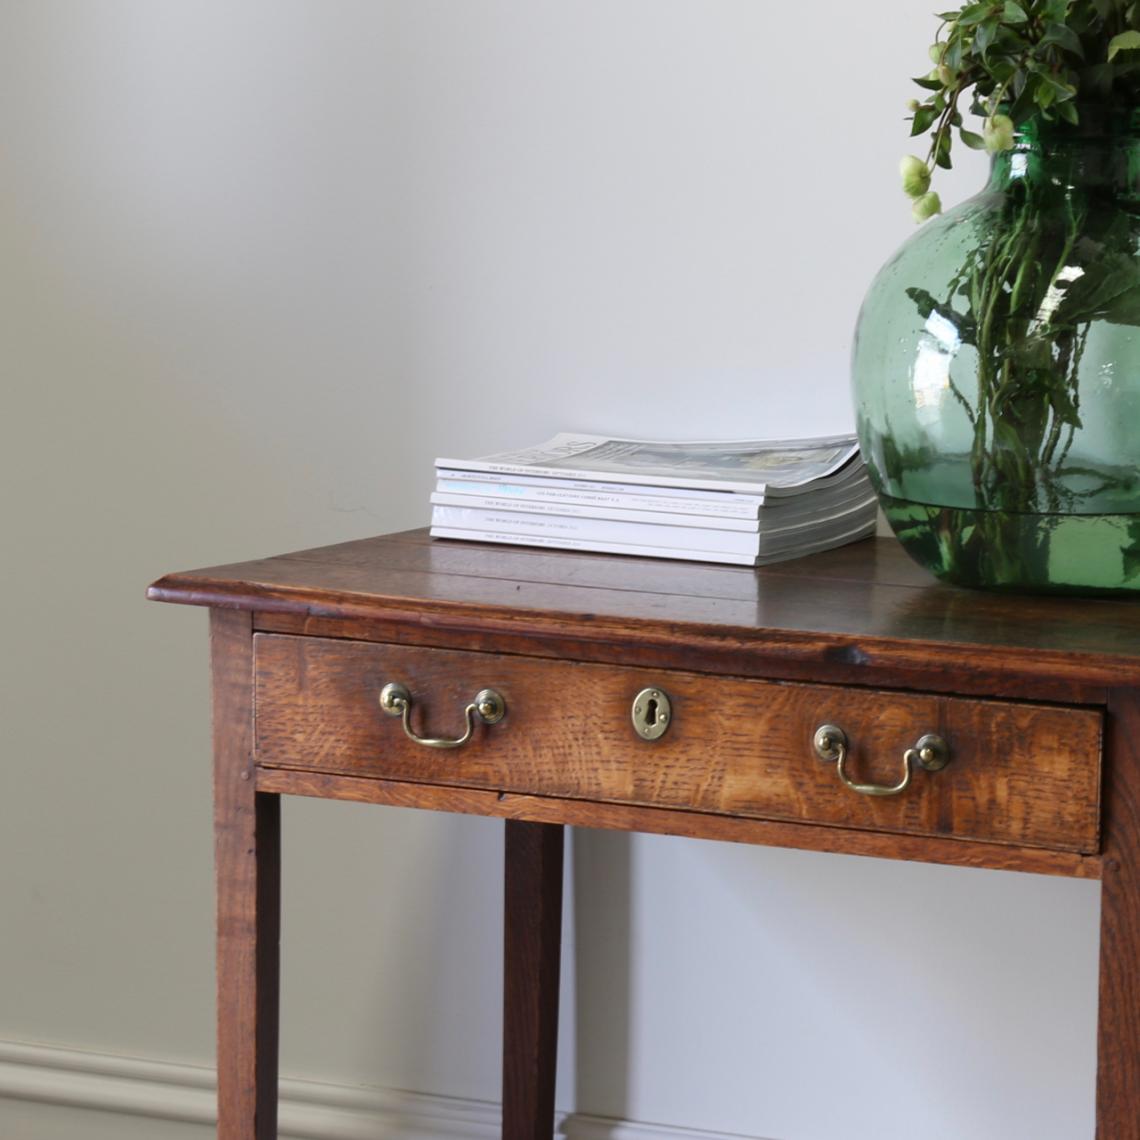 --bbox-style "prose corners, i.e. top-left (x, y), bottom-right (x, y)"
top-left (0, 1040), bottom-right (776, 1140)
